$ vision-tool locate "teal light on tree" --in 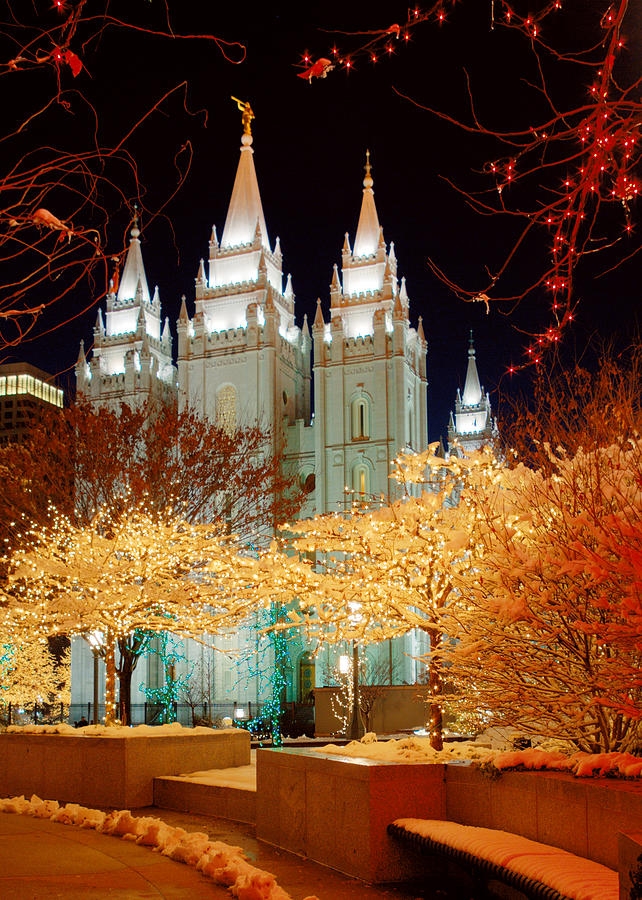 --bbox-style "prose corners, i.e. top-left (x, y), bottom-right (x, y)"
top-left (141, 632), bottom-right (192, 724)
top-left (237, 602), bottom-right (298, 747)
